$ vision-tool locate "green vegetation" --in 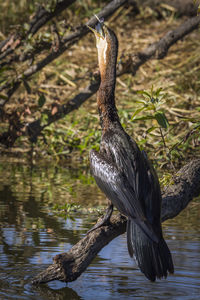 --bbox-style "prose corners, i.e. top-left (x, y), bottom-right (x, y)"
top-left (0, 0), bottom-right (199, 182)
